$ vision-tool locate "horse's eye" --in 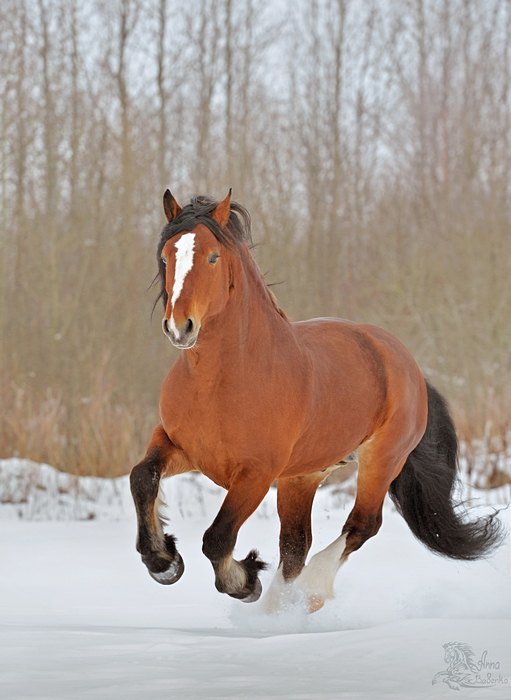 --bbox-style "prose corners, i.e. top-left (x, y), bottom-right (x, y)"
top-left (161, 257), bottom-right (167, 266)
top-left (209, 253), bottom-right (220, 264)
